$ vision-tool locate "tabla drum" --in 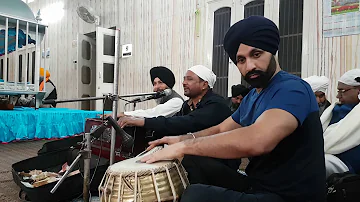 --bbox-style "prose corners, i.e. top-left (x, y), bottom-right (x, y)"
top-left (98, 147), bottom-right (189, 202)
